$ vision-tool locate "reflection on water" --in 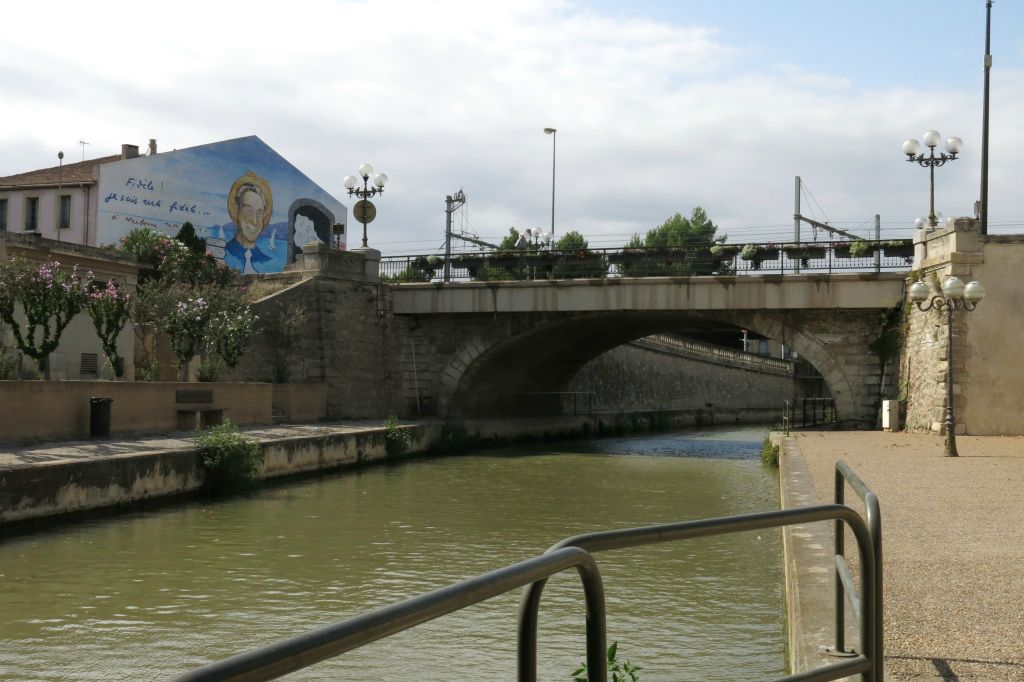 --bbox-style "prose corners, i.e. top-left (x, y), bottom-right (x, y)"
top-left (0, 425), bottom-right (784, 680)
